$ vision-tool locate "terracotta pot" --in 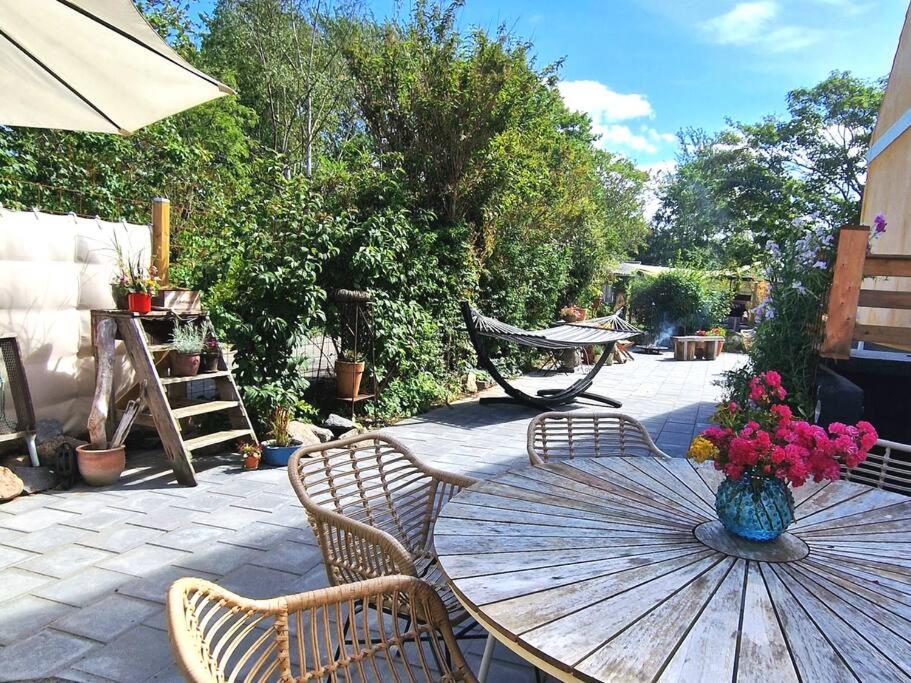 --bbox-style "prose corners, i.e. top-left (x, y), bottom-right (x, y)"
top-left (76, 444), bottom-right (125, 486)
top-left (335, 360), bottom-right (365, 398)
top-left (171, 353), bottom-right (201, 377)
top-left (128, 292), bottom-right (152, 314)
top-left (243, 453), bottom-right (260, 470)
top-left (202, 352), bottom-right (220, 373)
